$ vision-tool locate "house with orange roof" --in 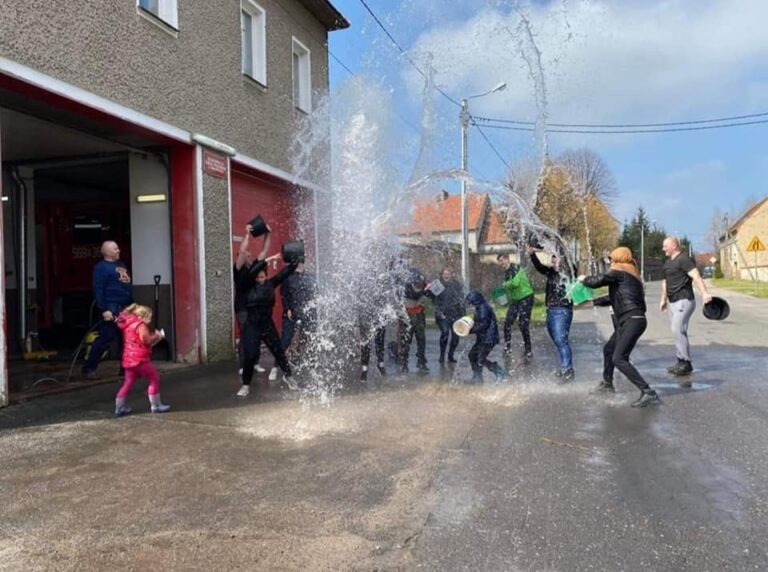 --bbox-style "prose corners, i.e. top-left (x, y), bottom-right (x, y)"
top-left (397, 191), bottom-right (518, 262)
